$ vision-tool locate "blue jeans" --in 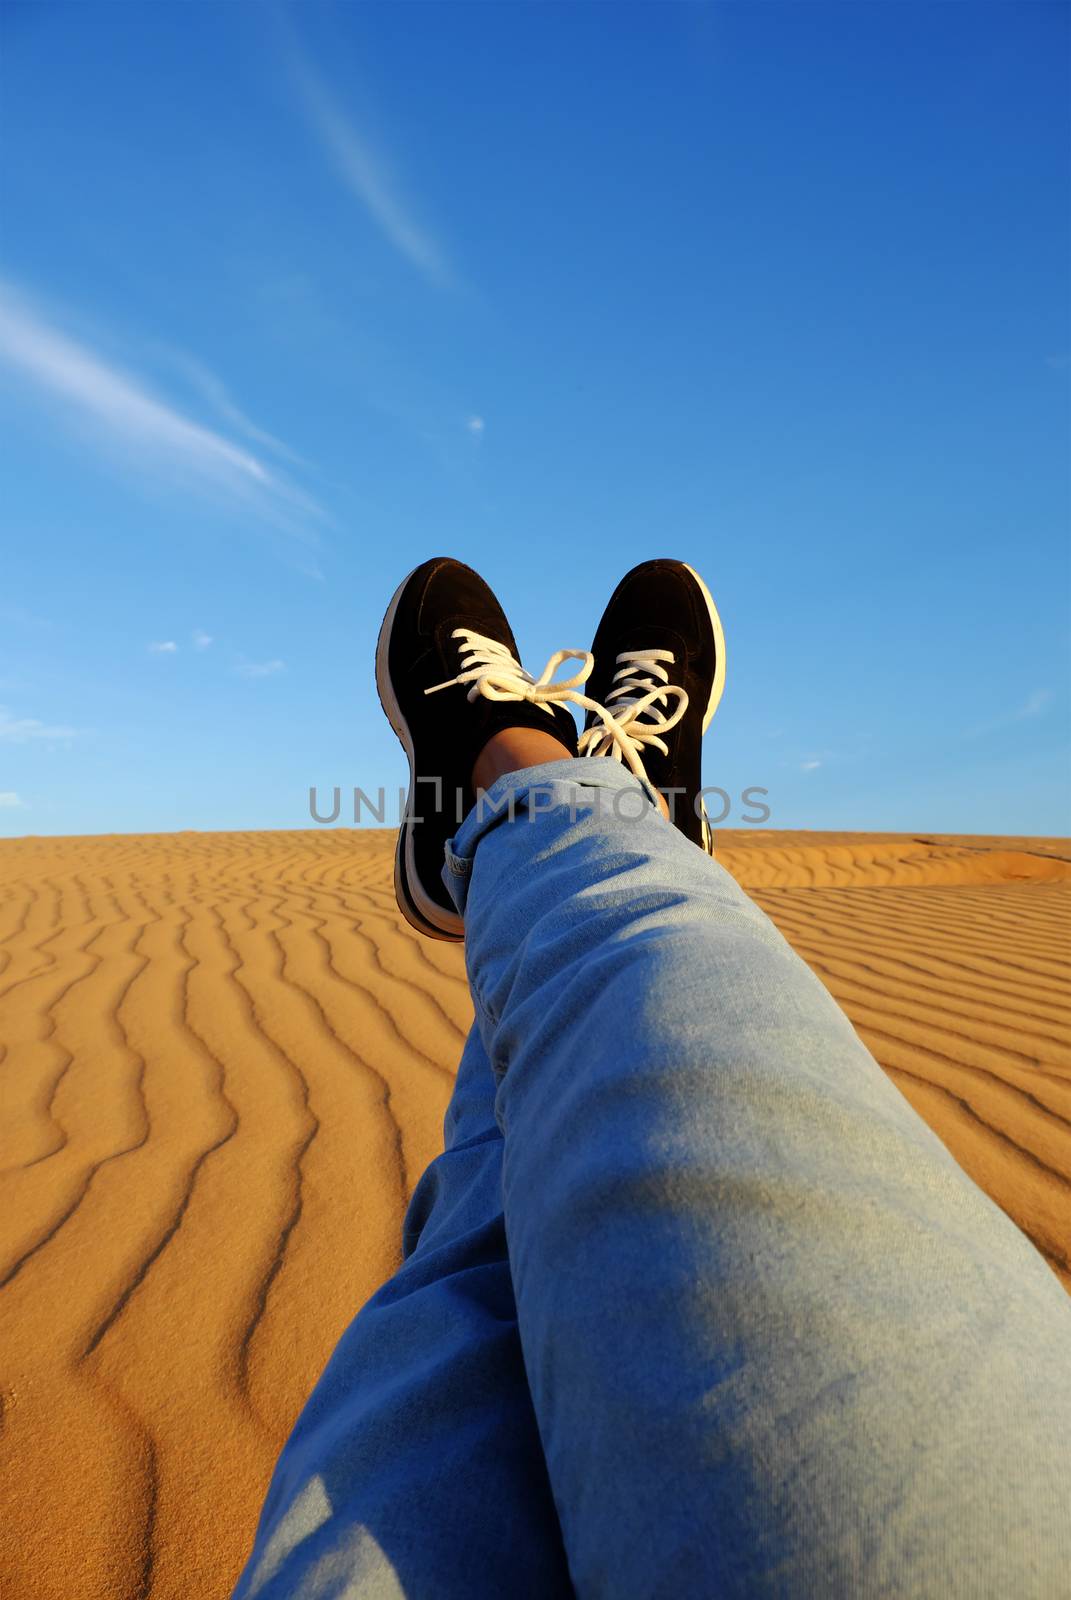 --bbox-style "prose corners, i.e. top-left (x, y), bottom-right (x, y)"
top-left (234, 760), bottom-right (1071, 1599)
